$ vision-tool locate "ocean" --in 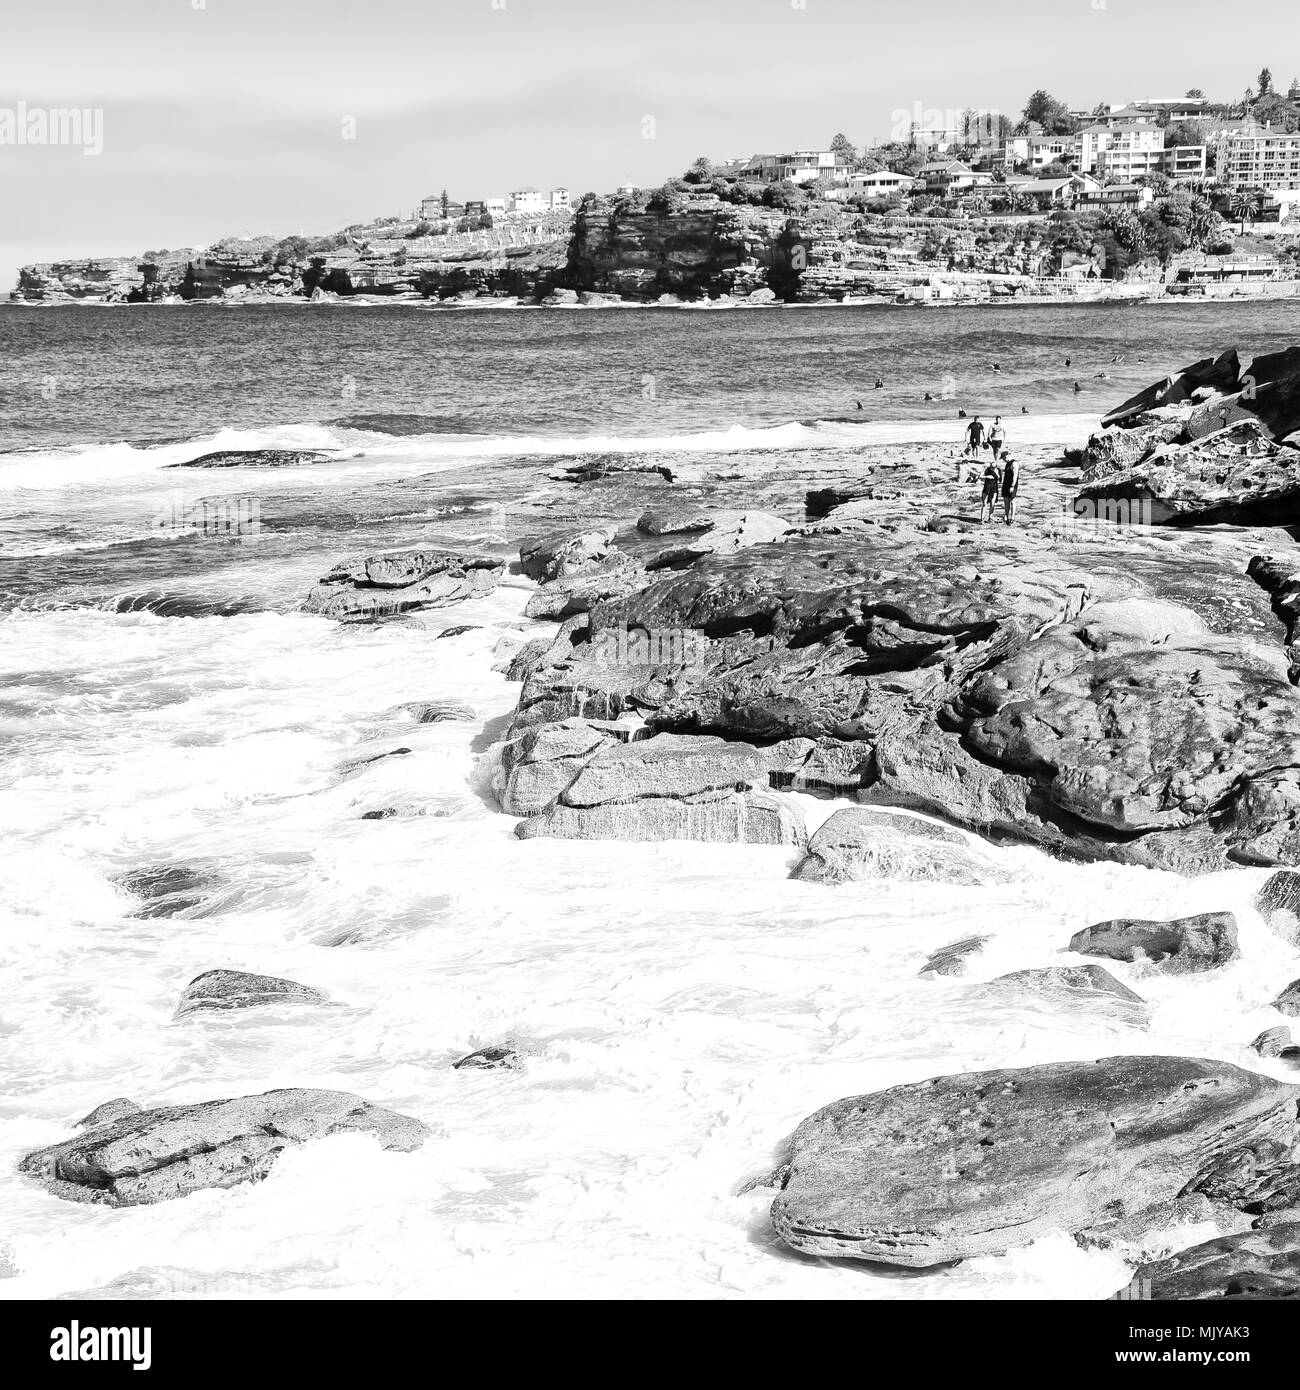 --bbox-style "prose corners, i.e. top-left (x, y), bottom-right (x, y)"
top-left (2, 298), bottom-right (1300, 1300)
